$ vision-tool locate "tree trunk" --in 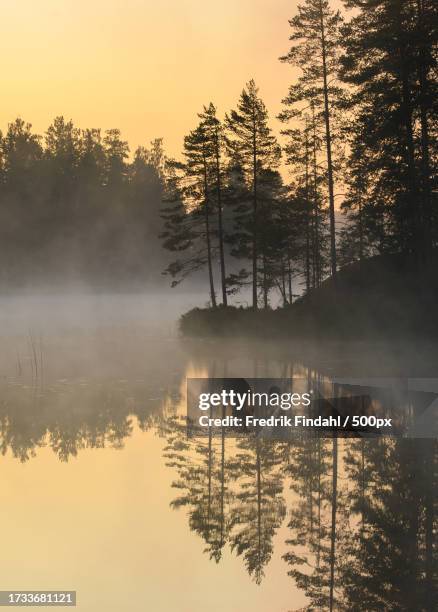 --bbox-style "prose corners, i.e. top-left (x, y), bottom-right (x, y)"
top-left (256, 437), bottom-right (262, 576)
top-left (305, 125), bottom-right (311, 294)
top-left (407, 443), bottom-right (420, 610)
top-left (252, 111), bottom-right (258, 310)
top-left (205, 211), bottom-right (217, 308)
top-left (416, 0), bottom-right (433, 260)
top-left (317, 436), bottom-right (322, 569)
top-left (207, 413), bottom-right (213, 540)
top-left (281, 260), bottom-right (287, 306)
top-left (318, 0), bottom-right (337, 278)
top-left (358, 198), bottom-right (364, 264)
top-left (262, 254), bottom-right (268, 309)
top-left (215, 129), bottom-right (228, 305)
top-left (312, 104), bottom-right (321, 288)
top-left (361, 436), bottom-right (366, 534)
top-left (202, 151), bottom-right (217, 307)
